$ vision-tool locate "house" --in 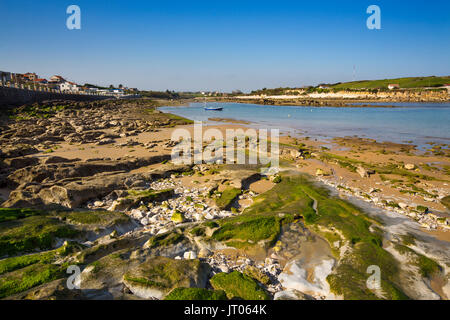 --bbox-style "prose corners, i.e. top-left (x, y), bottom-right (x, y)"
top-left (388, 84), bottom-right (400, 90)
top-left (49, 75), bottom-right (66, 83)
top-left (109, 88), bottom-right (124, 97)
top-left (318, 85), bottom-right (330, 89)
top-left (23, 73), bottom-right (38, 81)
top-left (58, 81), bottom-right (79, 92)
